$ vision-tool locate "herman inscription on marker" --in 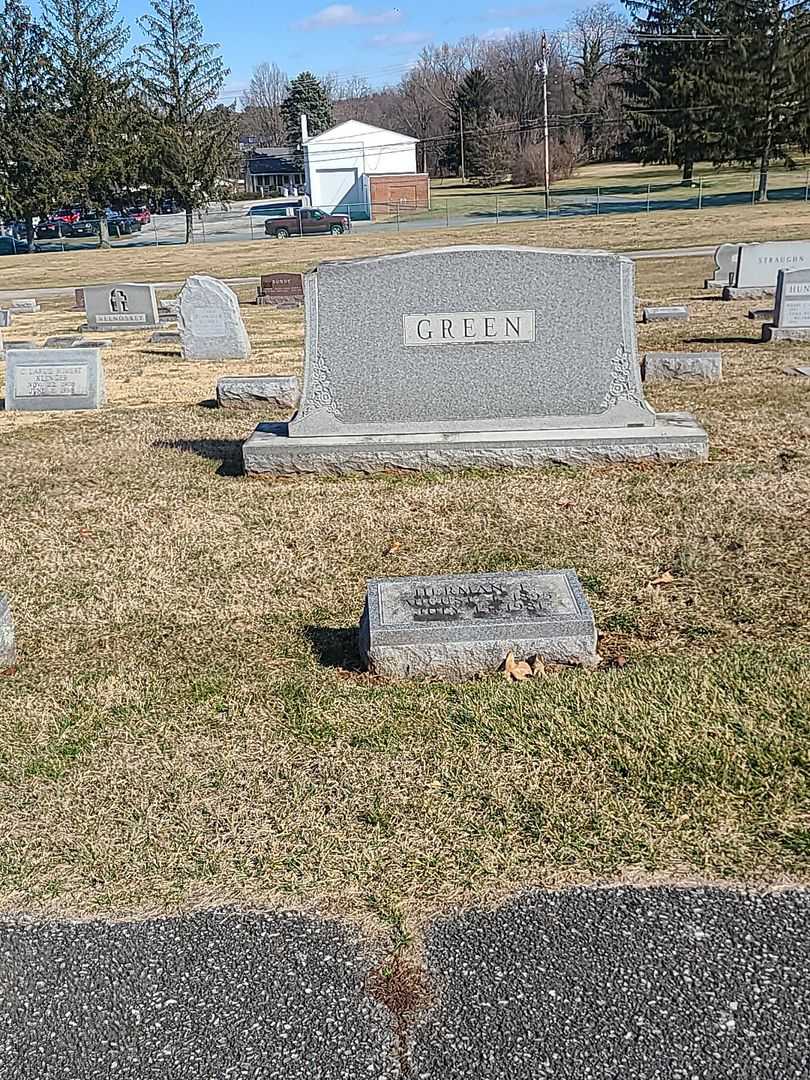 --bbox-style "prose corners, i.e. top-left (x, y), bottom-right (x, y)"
top-left (403, 310), bottom-right (535, 345)
top-left (15, 364), bottom-right (89, 397)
